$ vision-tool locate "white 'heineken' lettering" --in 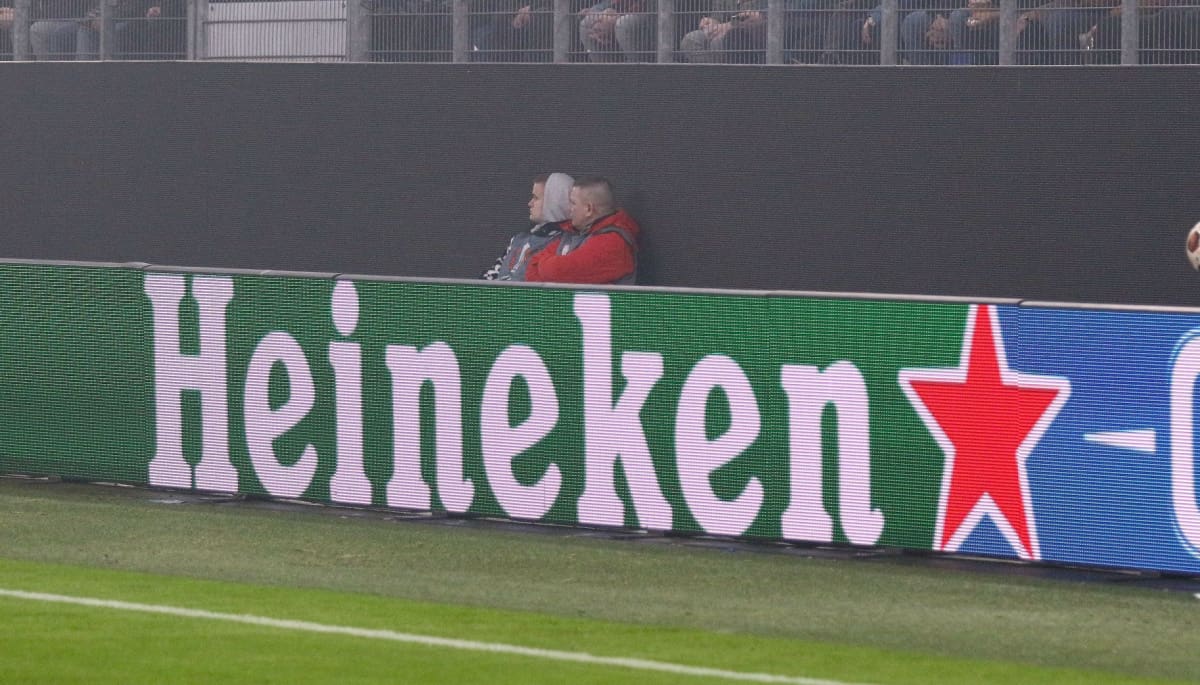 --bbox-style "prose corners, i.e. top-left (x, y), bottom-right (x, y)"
top-left (145, 274), bottom-right (237, 492)
top-left (779, 361), bottom-right (884, 546)
top-left (1170, 334), bottom-right (1200, 554)
top-left (144, 274), bottom-right (887, 545)
top-left (243, 331), bottom-right (317, 498)
top-left (480, 344), bottom-right (561, 520)
top-left (676, 354), bottom-right (763, 536)
top-left (328, 281), bottom-right (372, 505)
top-left (574, 293), bottom-right (672, 530)
top-left (384, 342), bottom-right (475, 513)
